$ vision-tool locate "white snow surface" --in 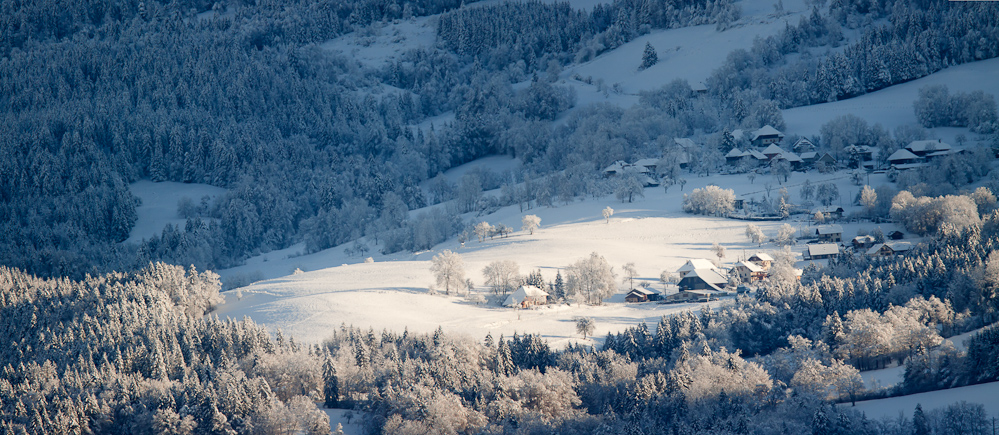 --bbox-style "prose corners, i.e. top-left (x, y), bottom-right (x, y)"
top-left (126, 180), bottom-right (227, 244)
top-left (321, 16), bottom-right (437, 69)
top-left (844, 381), bottom-right (999, 420)
top-left (563, 0), bottom-right (811, 99)
top-left (215, 167), bottom-right (903, 348)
